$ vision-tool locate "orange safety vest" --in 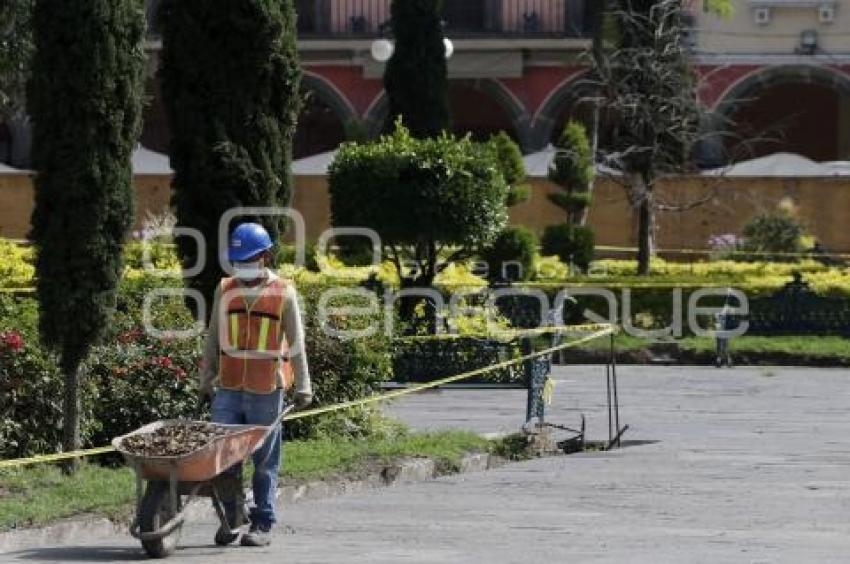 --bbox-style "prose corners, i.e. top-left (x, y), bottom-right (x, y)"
top-left (218, 276), bottom-right (294, 393)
